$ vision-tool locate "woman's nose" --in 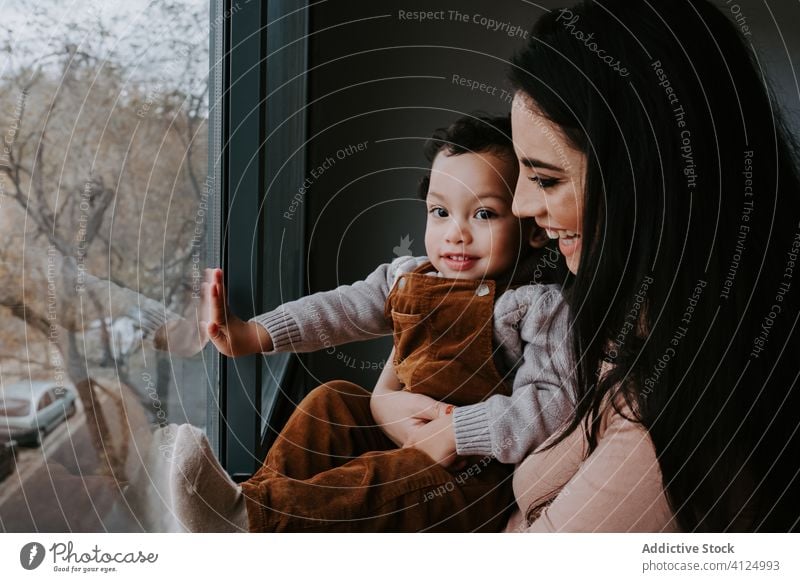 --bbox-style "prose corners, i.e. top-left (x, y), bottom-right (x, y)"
top-left (513, 178), bottom-right (547, 220)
